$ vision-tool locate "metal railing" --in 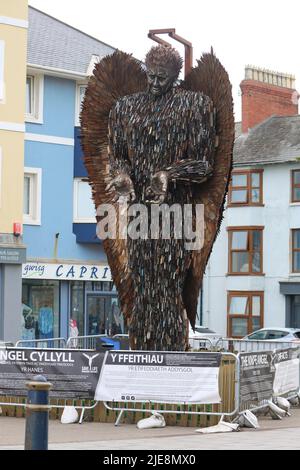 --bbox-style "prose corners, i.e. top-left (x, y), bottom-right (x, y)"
top-left (15, 337), bottom-right (67, 349)
top-left (218, 338), bottom-right (300, 353)
top-left (188, 336), bottom-right (216, 351)
top-left (66, 334), bottom-right (110, 350)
